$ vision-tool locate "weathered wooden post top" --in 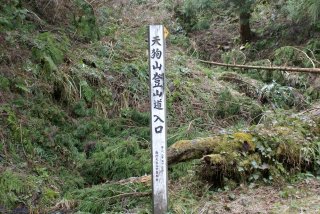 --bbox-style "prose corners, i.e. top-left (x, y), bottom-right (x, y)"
top-left (149, 25), bottom-right (168, 213)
